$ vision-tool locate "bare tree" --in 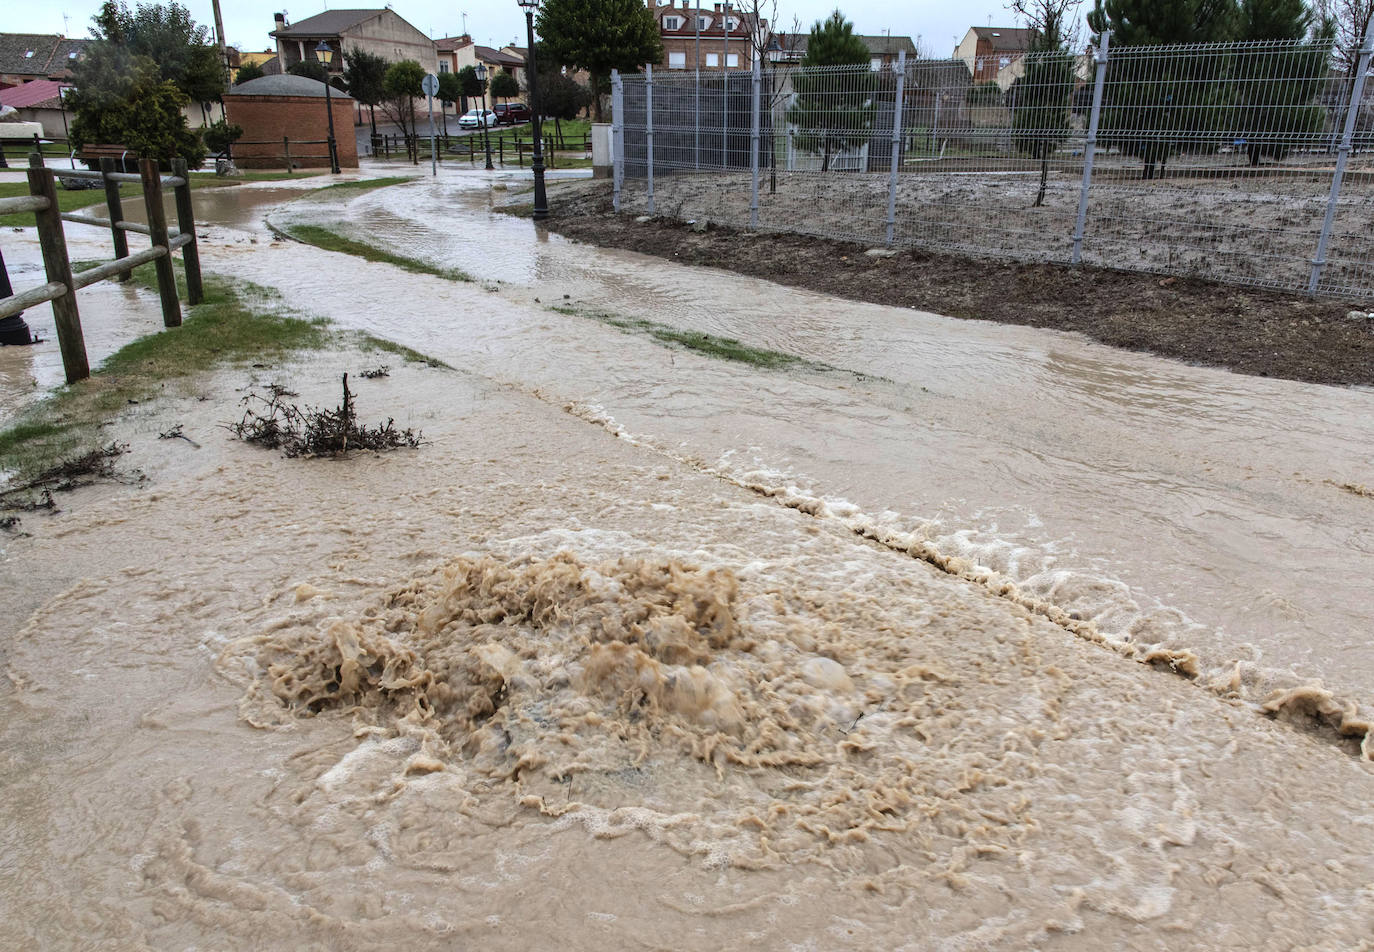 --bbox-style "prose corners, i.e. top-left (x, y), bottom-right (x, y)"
top-left (1313, 0), bottom-right (1373, 76)
top-left (1007, 0), bottom-right (1084, 50)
